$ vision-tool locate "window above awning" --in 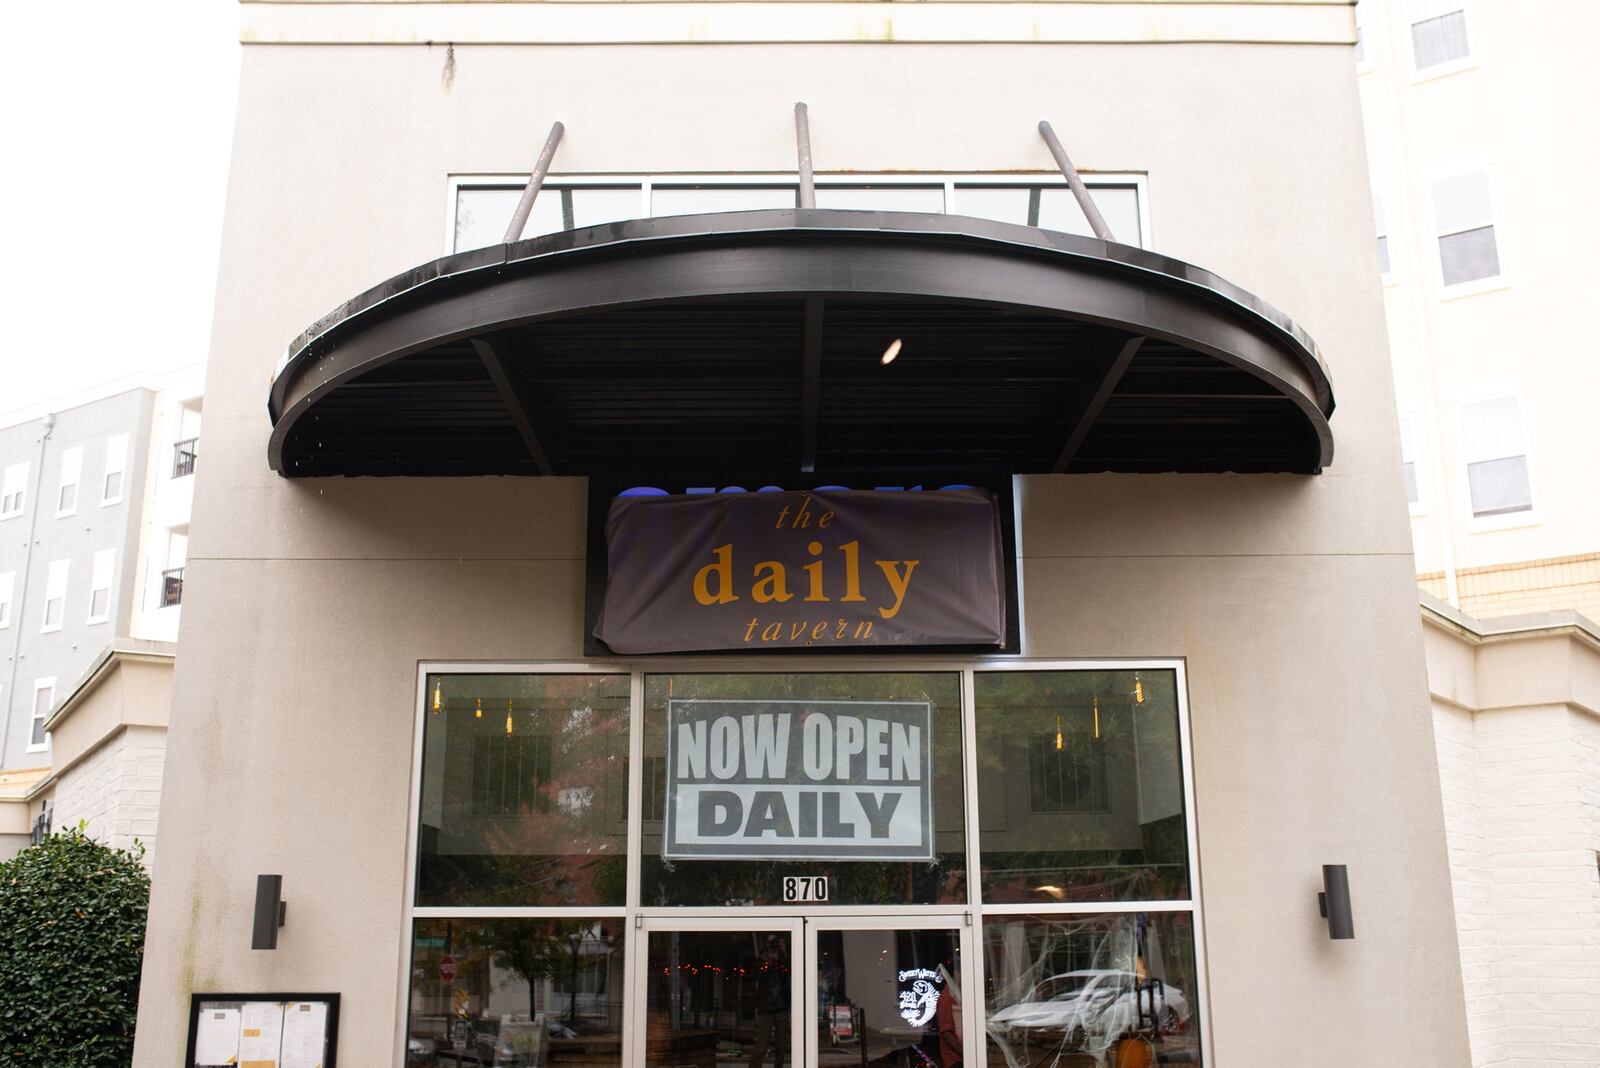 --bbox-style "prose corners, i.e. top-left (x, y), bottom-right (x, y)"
top-left (267, 209), bottom-right (1334, 478)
